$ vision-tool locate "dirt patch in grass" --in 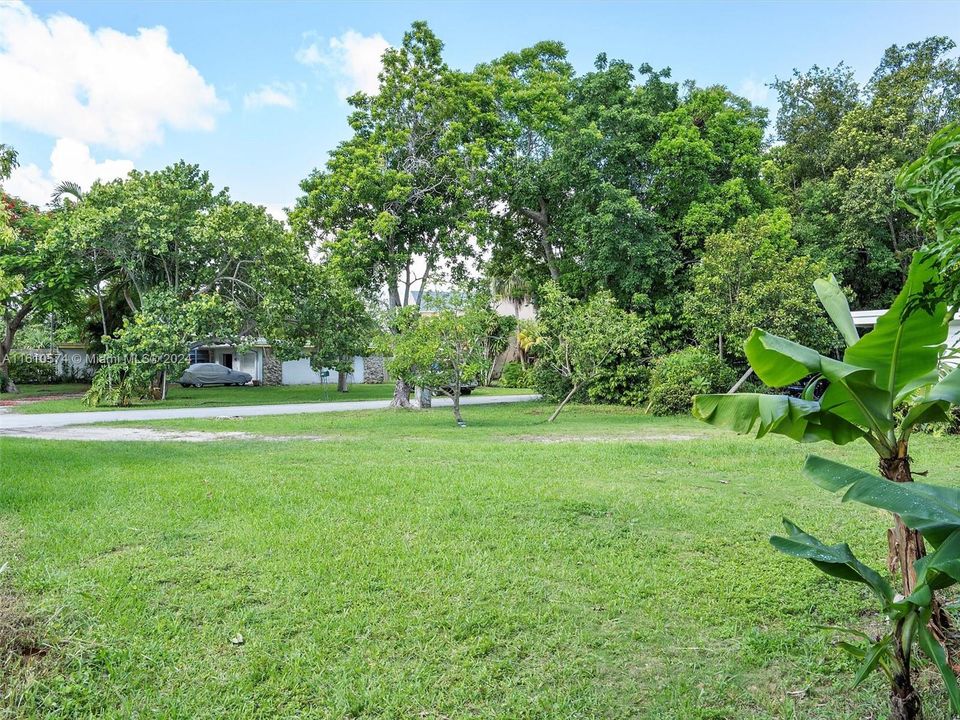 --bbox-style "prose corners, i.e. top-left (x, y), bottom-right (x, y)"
top-left (513, 432), bottom-right (706, 443)
top-left (0, 427), bottom-right (330, 442)
top-left (0, 525), bottom-right (50, 691)
top-left (0, 589), bottom-right (46, 668)
top-left (0, 393), bottom-right (85, 407)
